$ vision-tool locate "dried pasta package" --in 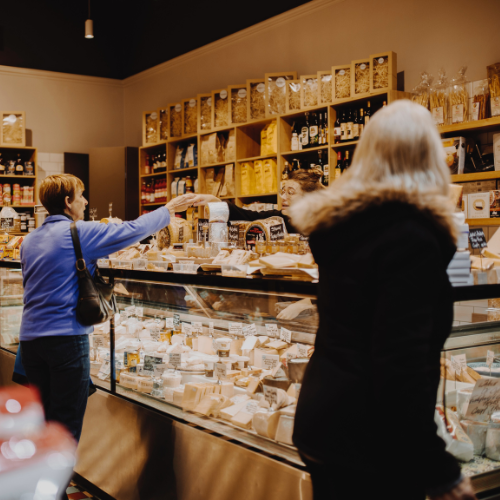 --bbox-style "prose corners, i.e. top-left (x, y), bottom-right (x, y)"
top-left (370, 52), bottom-right (397, 92)
top-left (229, 85), bottom-right (248, 124)
top-left (169, 103), bottom-right (182, 138)
top-left (247, 79), bottom-right (266, 121)
top-left (220, 164), bottom-right (235, 197)
top-left (213, 89), bottom-right (229, 129)
top-left (471, 80), bottom-right (490, 121)
top-left (286, 80), bottom-right (301, 113)
top-left (143, 111), bottom-right (158, 145)
top-left (430, 70), bottom-right (449, 126)
top-left (198, 94), bottom-right (212, 132)
top-left (449, 66), bottom-right (469, 125)
top-left (265, 72), bottom-right (297, 117)
top-left (226, 130), bottom-right (236, 161)
top-left (488, 63), bottom-right (500, 118)
top-left (351, 59), bottom-right (371, 97)
top-left (158, 108), bottom-right (169, 141)
top-left (411, 72), bottom-right (433, 110)
top-left (318, 71), bottom-right (333, 105)
top-left (300, 75), bottom-right (319, 109)
top-left (332, 65), bottom-right (351, 101)
top-left (183, 98), bottom-right (197, 136)
top-left (201, 133), bottom-right (218, 165)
